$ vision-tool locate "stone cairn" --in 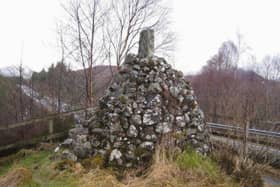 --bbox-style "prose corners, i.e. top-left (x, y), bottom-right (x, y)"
top-left (62, 29), bottom-right (210, 167)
